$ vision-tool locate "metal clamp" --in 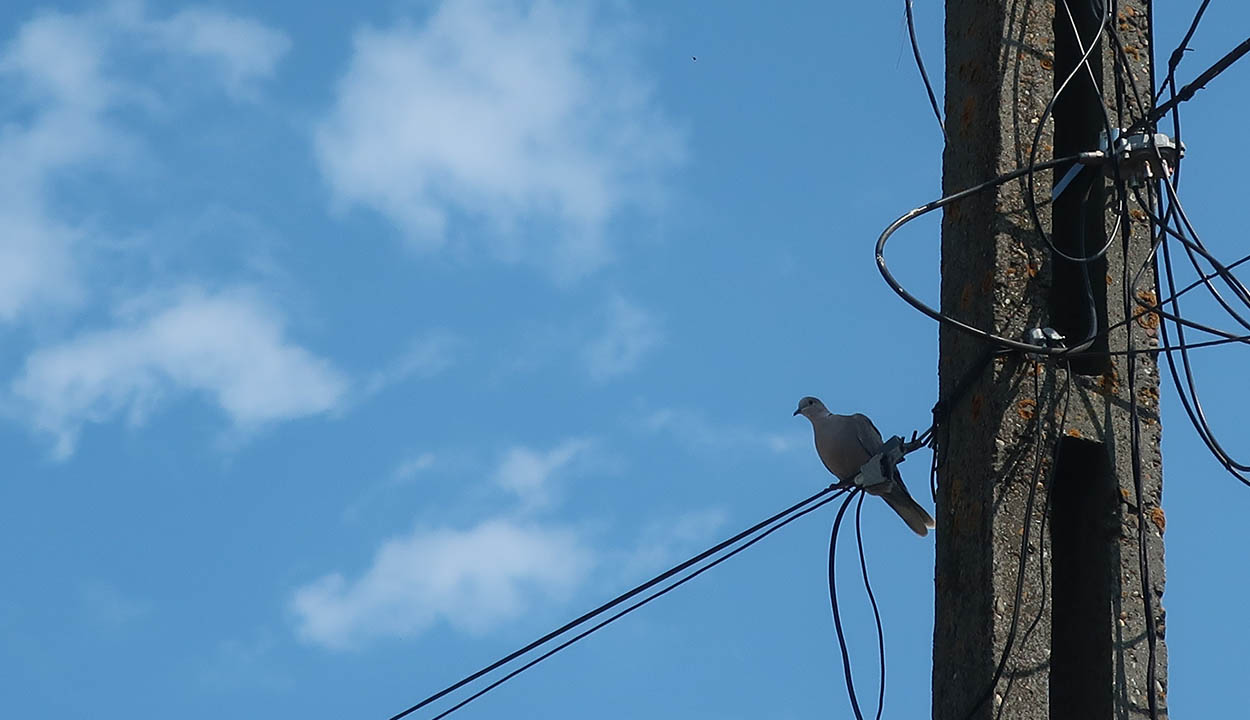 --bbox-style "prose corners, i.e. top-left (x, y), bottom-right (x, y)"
top-left (1100, 129), bottom-right (1185, 187)
top-left (854, 435), bottom-right (906, 489)
top-left (1024, 326), bottom-right (1066, 350)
